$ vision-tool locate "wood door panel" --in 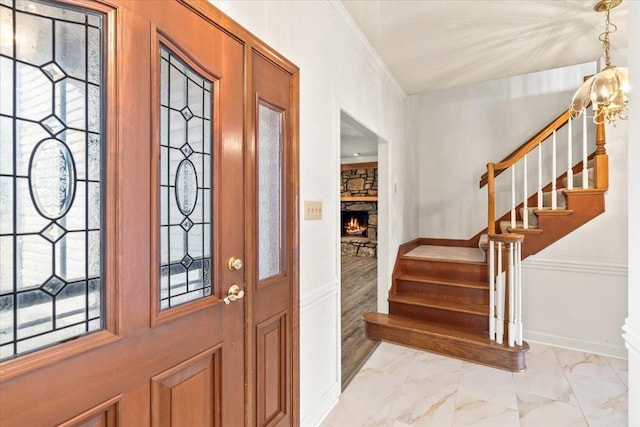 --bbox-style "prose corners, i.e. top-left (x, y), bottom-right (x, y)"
top-left (57, 395), bottom-right (121, 427)
top-left (151, 347), bottom-right (220, 427)
top-left (250, 51), bottom-right (296, 426)
top-left (1, 307), bottom-right (224, 426)
top-left (256, 313), bottom-right (287, 426)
